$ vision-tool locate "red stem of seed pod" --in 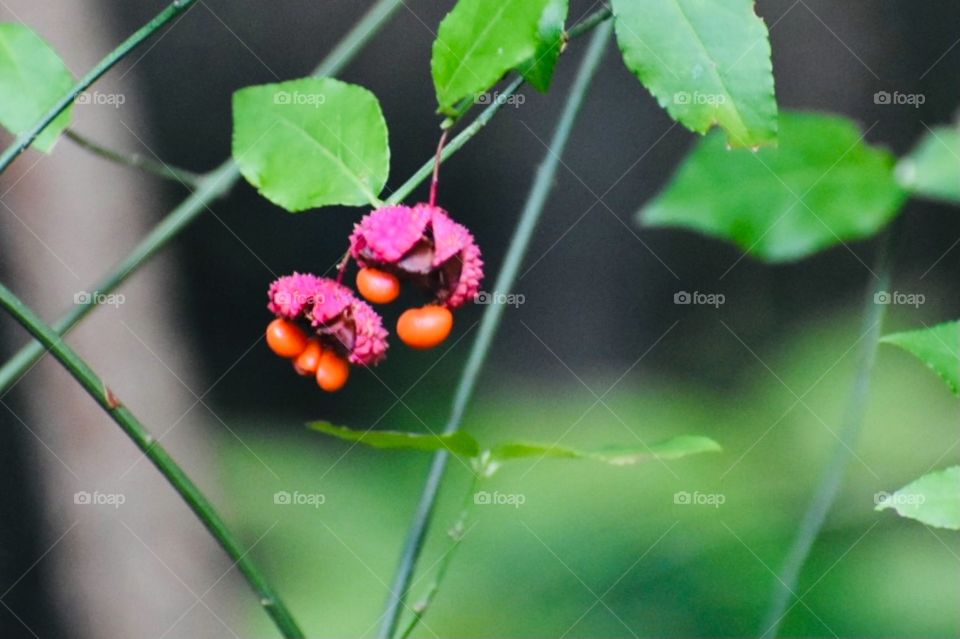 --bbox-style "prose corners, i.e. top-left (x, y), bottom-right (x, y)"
top-left (334, 249), bottom-right (351, 284)
top-left (428, 129), bottom-right (449, 208)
